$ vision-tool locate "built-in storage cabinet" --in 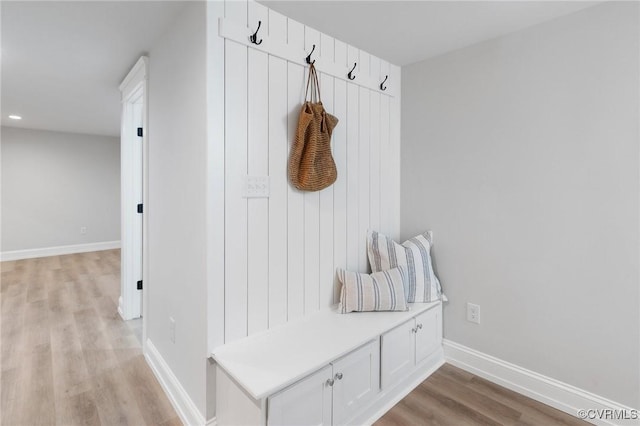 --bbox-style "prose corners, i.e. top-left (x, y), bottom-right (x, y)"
top-left (268, 340), bottom-right (380, 426)
top-left (330, 341), bottom-right (379, 425)
top-left (268, 366), bottom-right (333, 426)
top-left (213, 303), bottom-right (443, 426)
top-left (379, 318), bottom-right (415, 389)
top-left (415, 308), bottom-right (441, 364)
top-left (381, 307), bottom-right (442, 389)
